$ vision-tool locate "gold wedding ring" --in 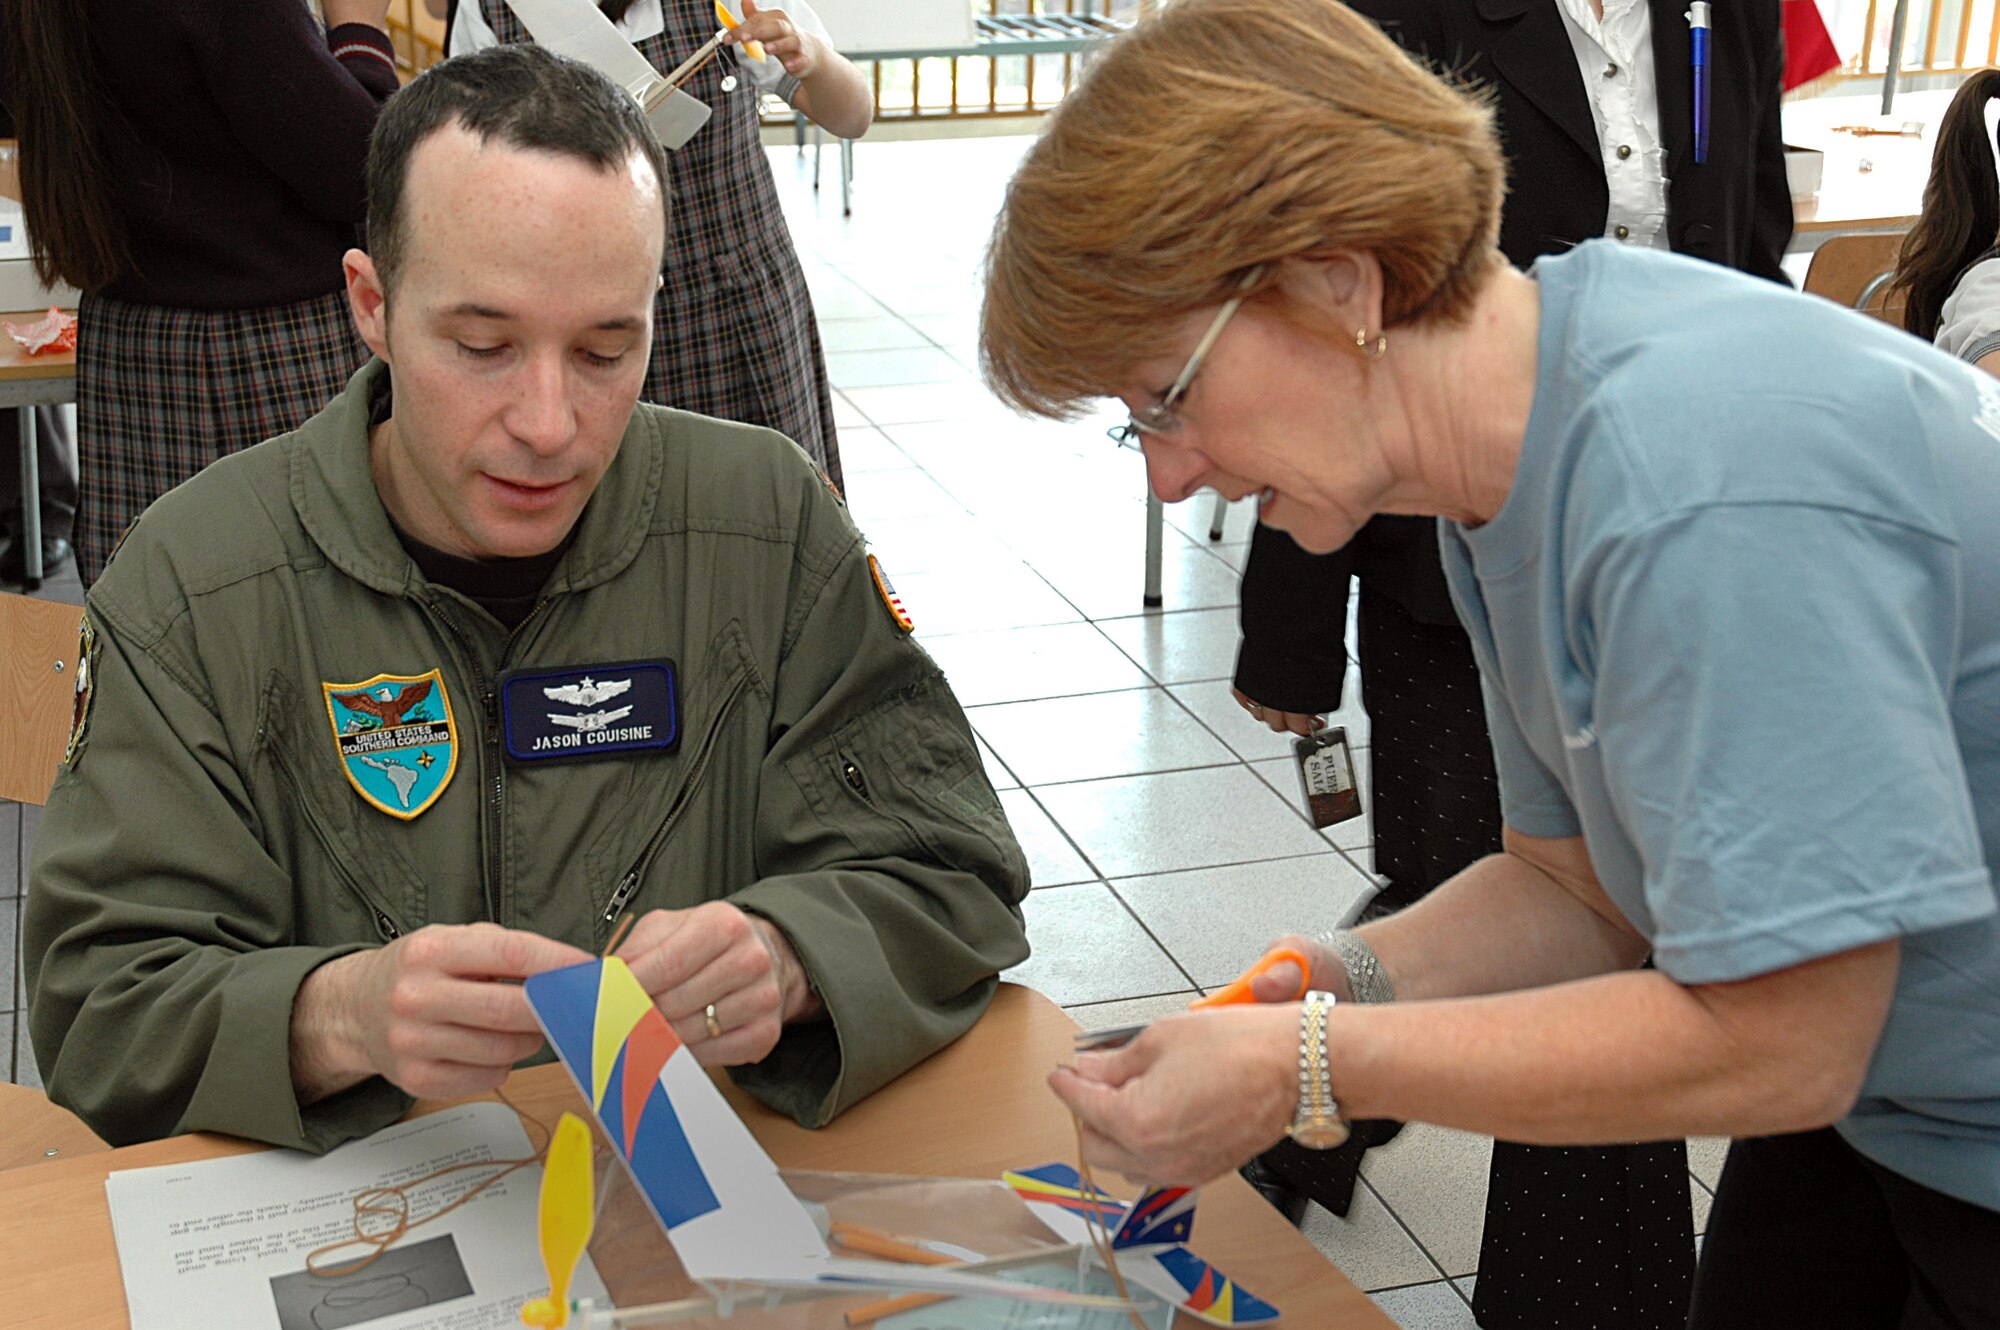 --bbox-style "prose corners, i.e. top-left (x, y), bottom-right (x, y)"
top-left (703, 1002), bottom-right (723, 1039)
